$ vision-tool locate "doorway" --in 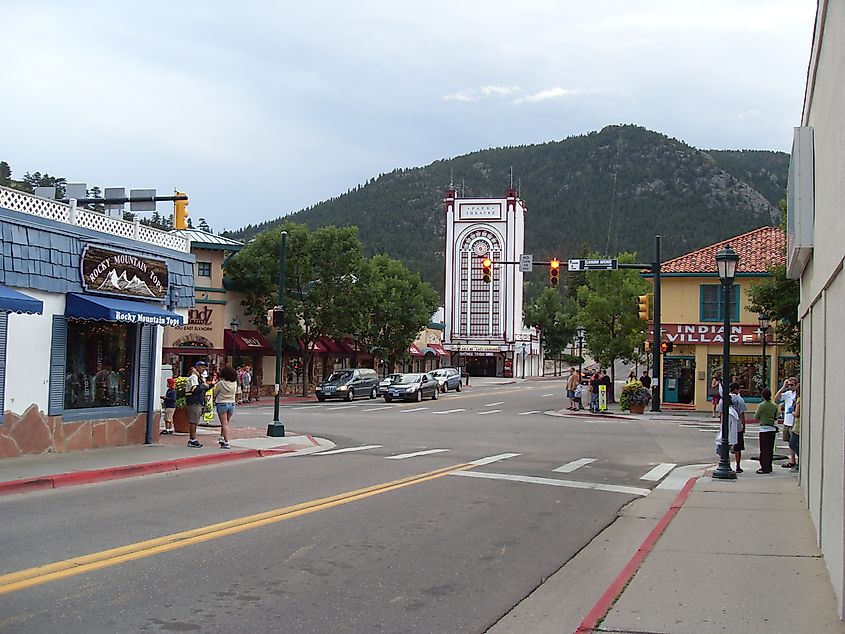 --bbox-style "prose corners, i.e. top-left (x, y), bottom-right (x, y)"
top-left (663, 357), bottom-right (695, 404)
